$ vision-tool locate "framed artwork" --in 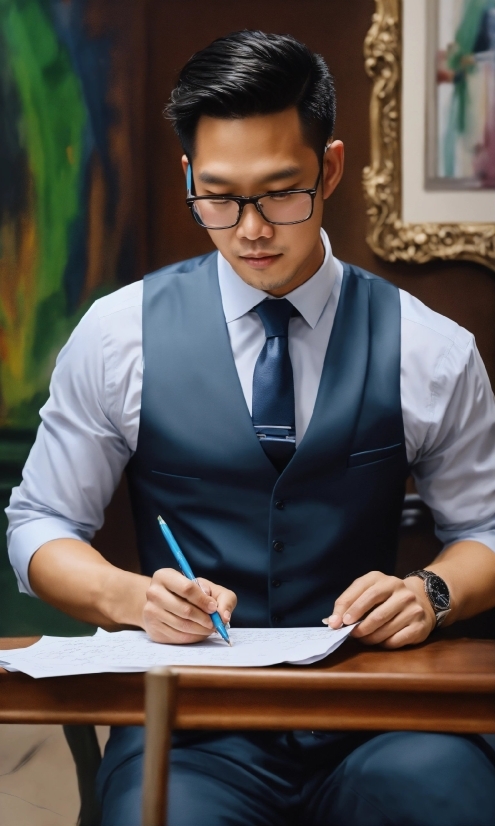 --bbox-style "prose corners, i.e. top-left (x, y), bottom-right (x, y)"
top-left (363, 0), bottom-right (495, 270)
top-left (426, 0), bottom-right (495, 190)
top-left (0, 0), bottom-right (145, 635)
top-left (0, 0), bottom-right (144, 430)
